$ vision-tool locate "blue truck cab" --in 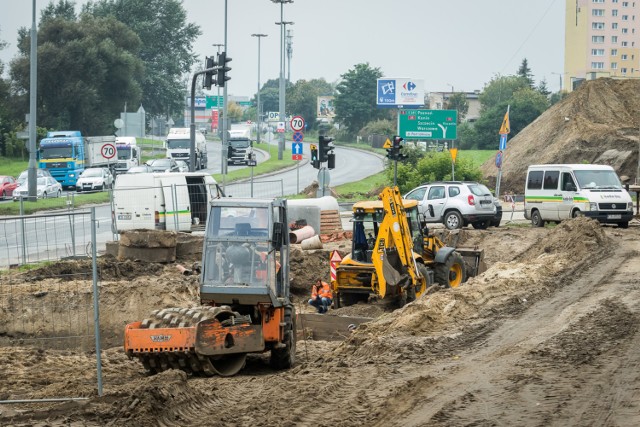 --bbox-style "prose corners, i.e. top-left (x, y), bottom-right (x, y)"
top-left (38, 131), bottom-right (85, 188)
